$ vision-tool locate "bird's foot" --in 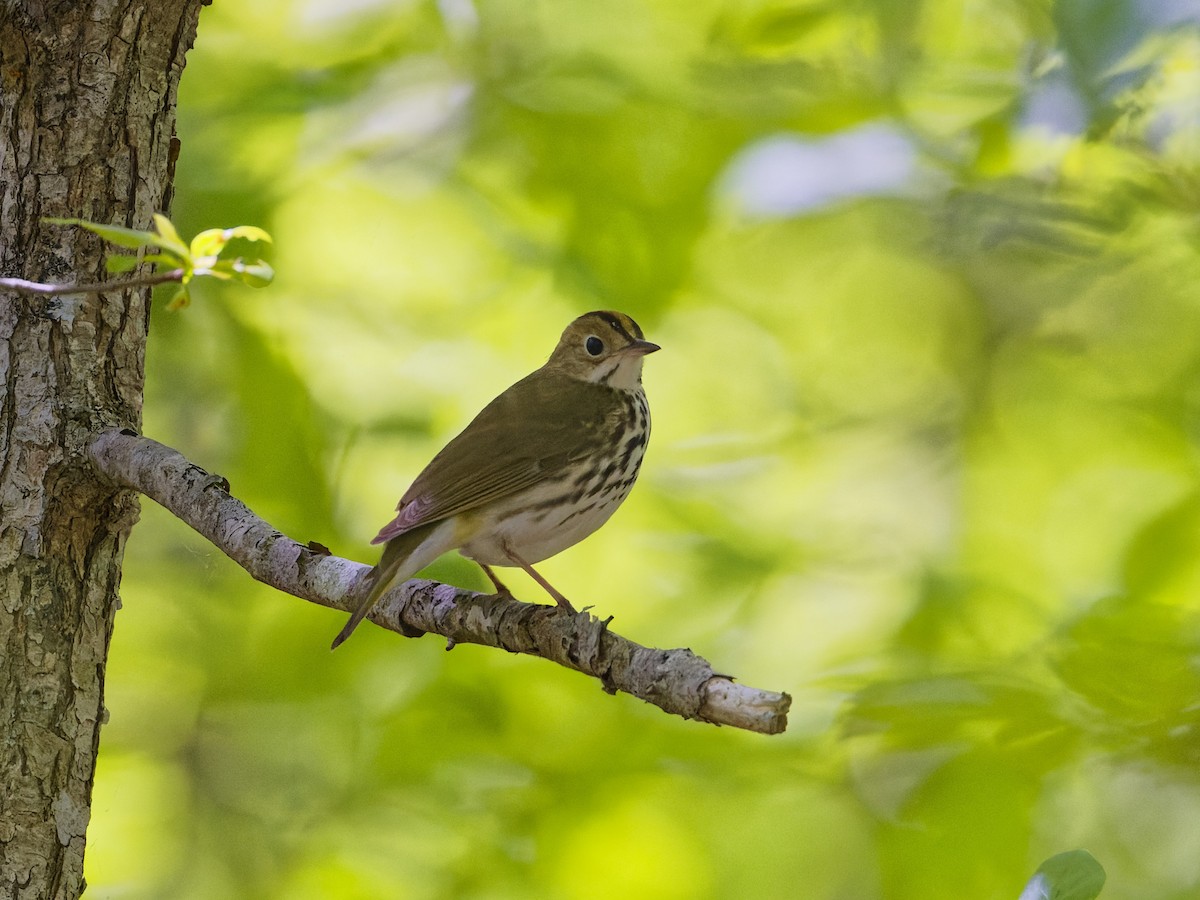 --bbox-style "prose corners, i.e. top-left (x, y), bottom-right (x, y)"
top-left (553, 595), bottom-right (577, 614)
top-left (479, 563), bottom-right (515, 599)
